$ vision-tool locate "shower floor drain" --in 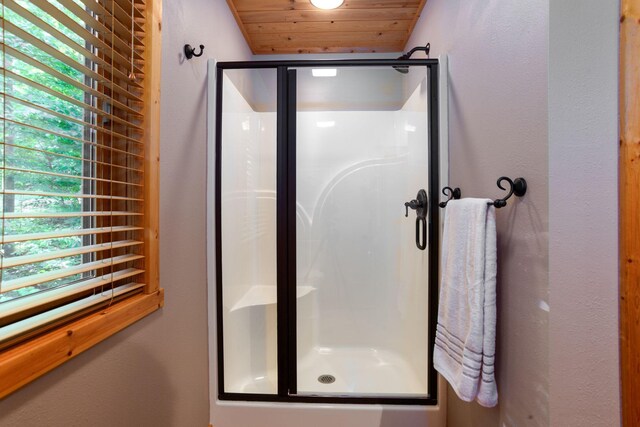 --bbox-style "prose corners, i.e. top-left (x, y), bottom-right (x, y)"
top-left (317, 374), bottom-right (336, 384)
